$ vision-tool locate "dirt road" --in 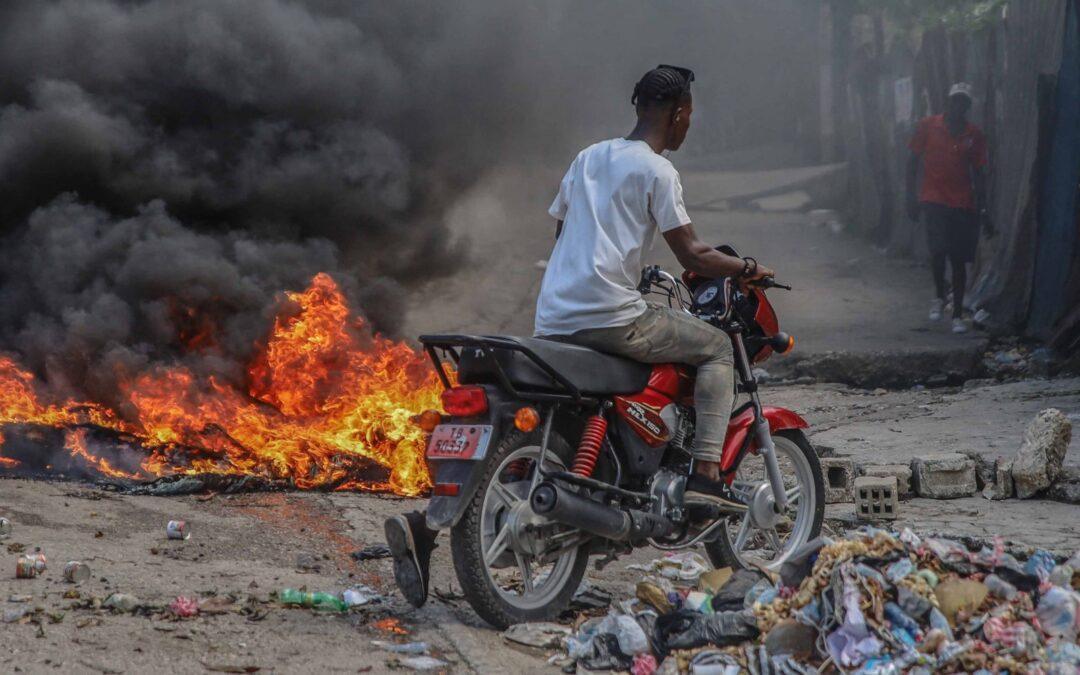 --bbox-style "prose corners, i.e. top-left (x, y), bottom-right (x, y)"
top-left (2, 163), bottom-right (1076, 673)
top-left (2, 375), bottom-right (1077, 673)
